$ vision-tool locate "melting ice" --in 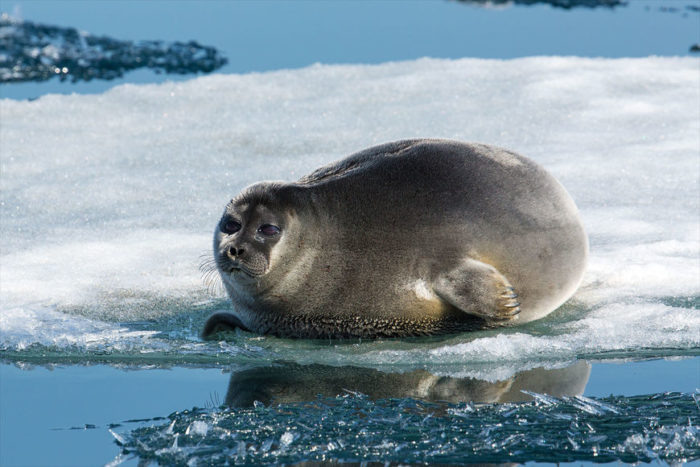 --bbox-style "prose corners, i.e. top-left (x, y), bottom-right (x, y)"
top-left (0, 56), bottom-right (698, 367)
